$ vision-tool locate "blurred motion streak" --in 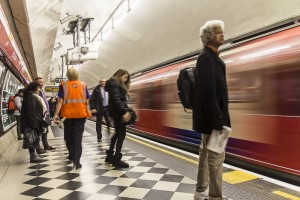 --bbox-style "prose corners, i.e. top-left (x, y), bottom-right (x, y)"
top-left (127, 26), bottom-right (300, 178)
